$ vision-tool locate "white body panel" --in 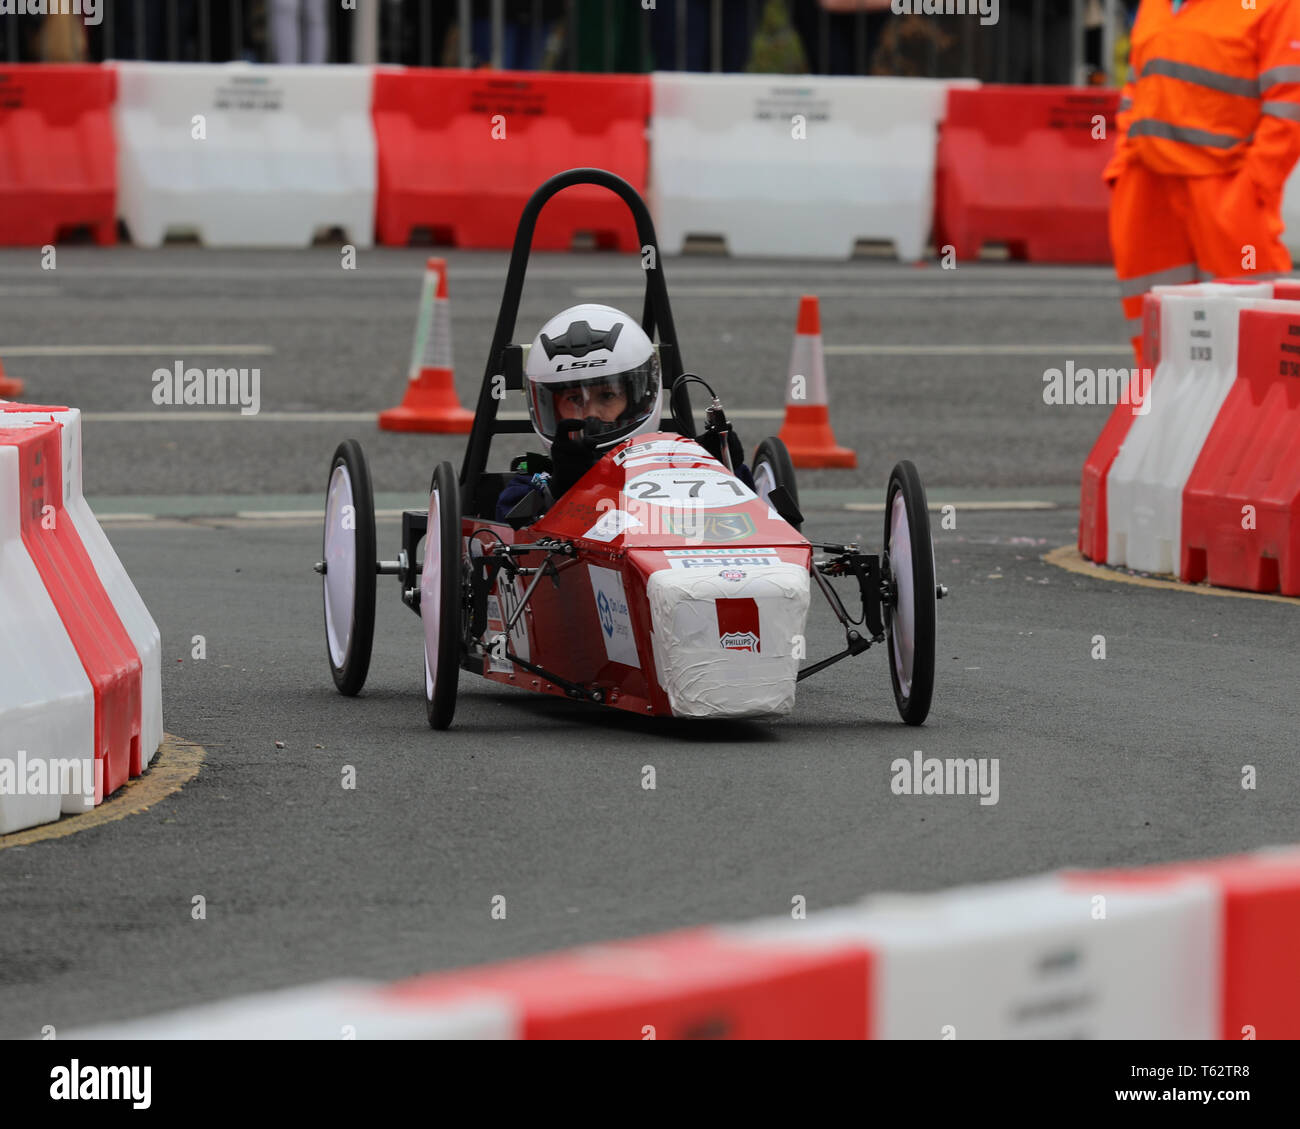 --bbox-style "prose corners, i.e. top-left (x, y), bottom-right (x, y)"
top-left (647, 561), bottom-right (809, 718)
